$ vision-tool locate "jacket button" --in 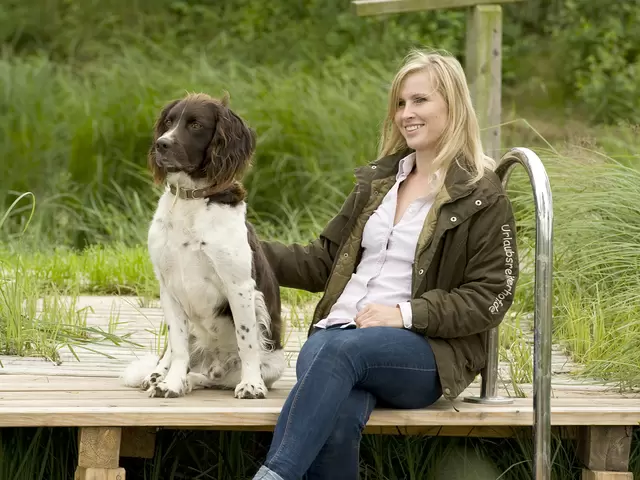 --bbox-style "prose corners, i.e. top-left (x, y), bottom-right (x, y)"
top-left (444, 387), bottom-right (451, 395)
top-left (343, 253), bottom-right (349, 257)
top-left (475, 200), bottom-right (482, 206)
top-left (371, 165), bottom-right (377, 169)
top-left (418, 268), bottom-right (425, 275)
top-left (450, 216), bottom-right (457, 222)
